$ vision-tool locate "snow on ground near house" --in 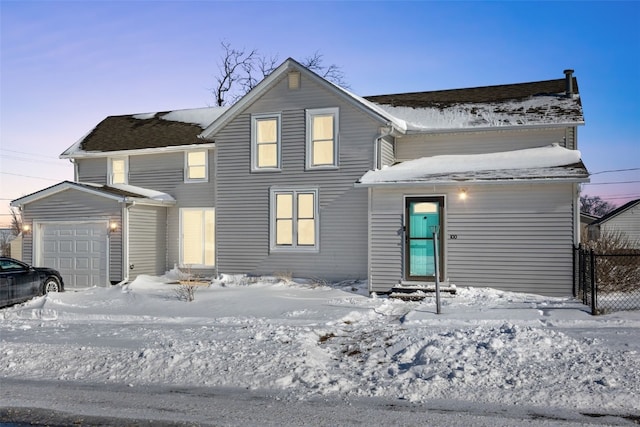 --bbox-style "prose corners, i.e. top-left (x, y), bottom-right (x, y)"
top-left (360, 144), bottom-right (582, 184)
top-left (1, 274), bottom-right (639, 424)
